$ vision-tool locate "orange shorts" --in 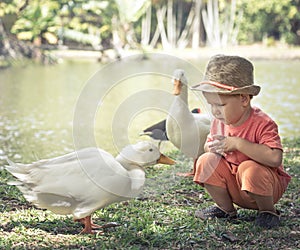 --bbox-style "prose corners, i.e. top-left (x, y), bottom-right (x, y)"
top-left (193, 152), bottom-right (289, 209)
